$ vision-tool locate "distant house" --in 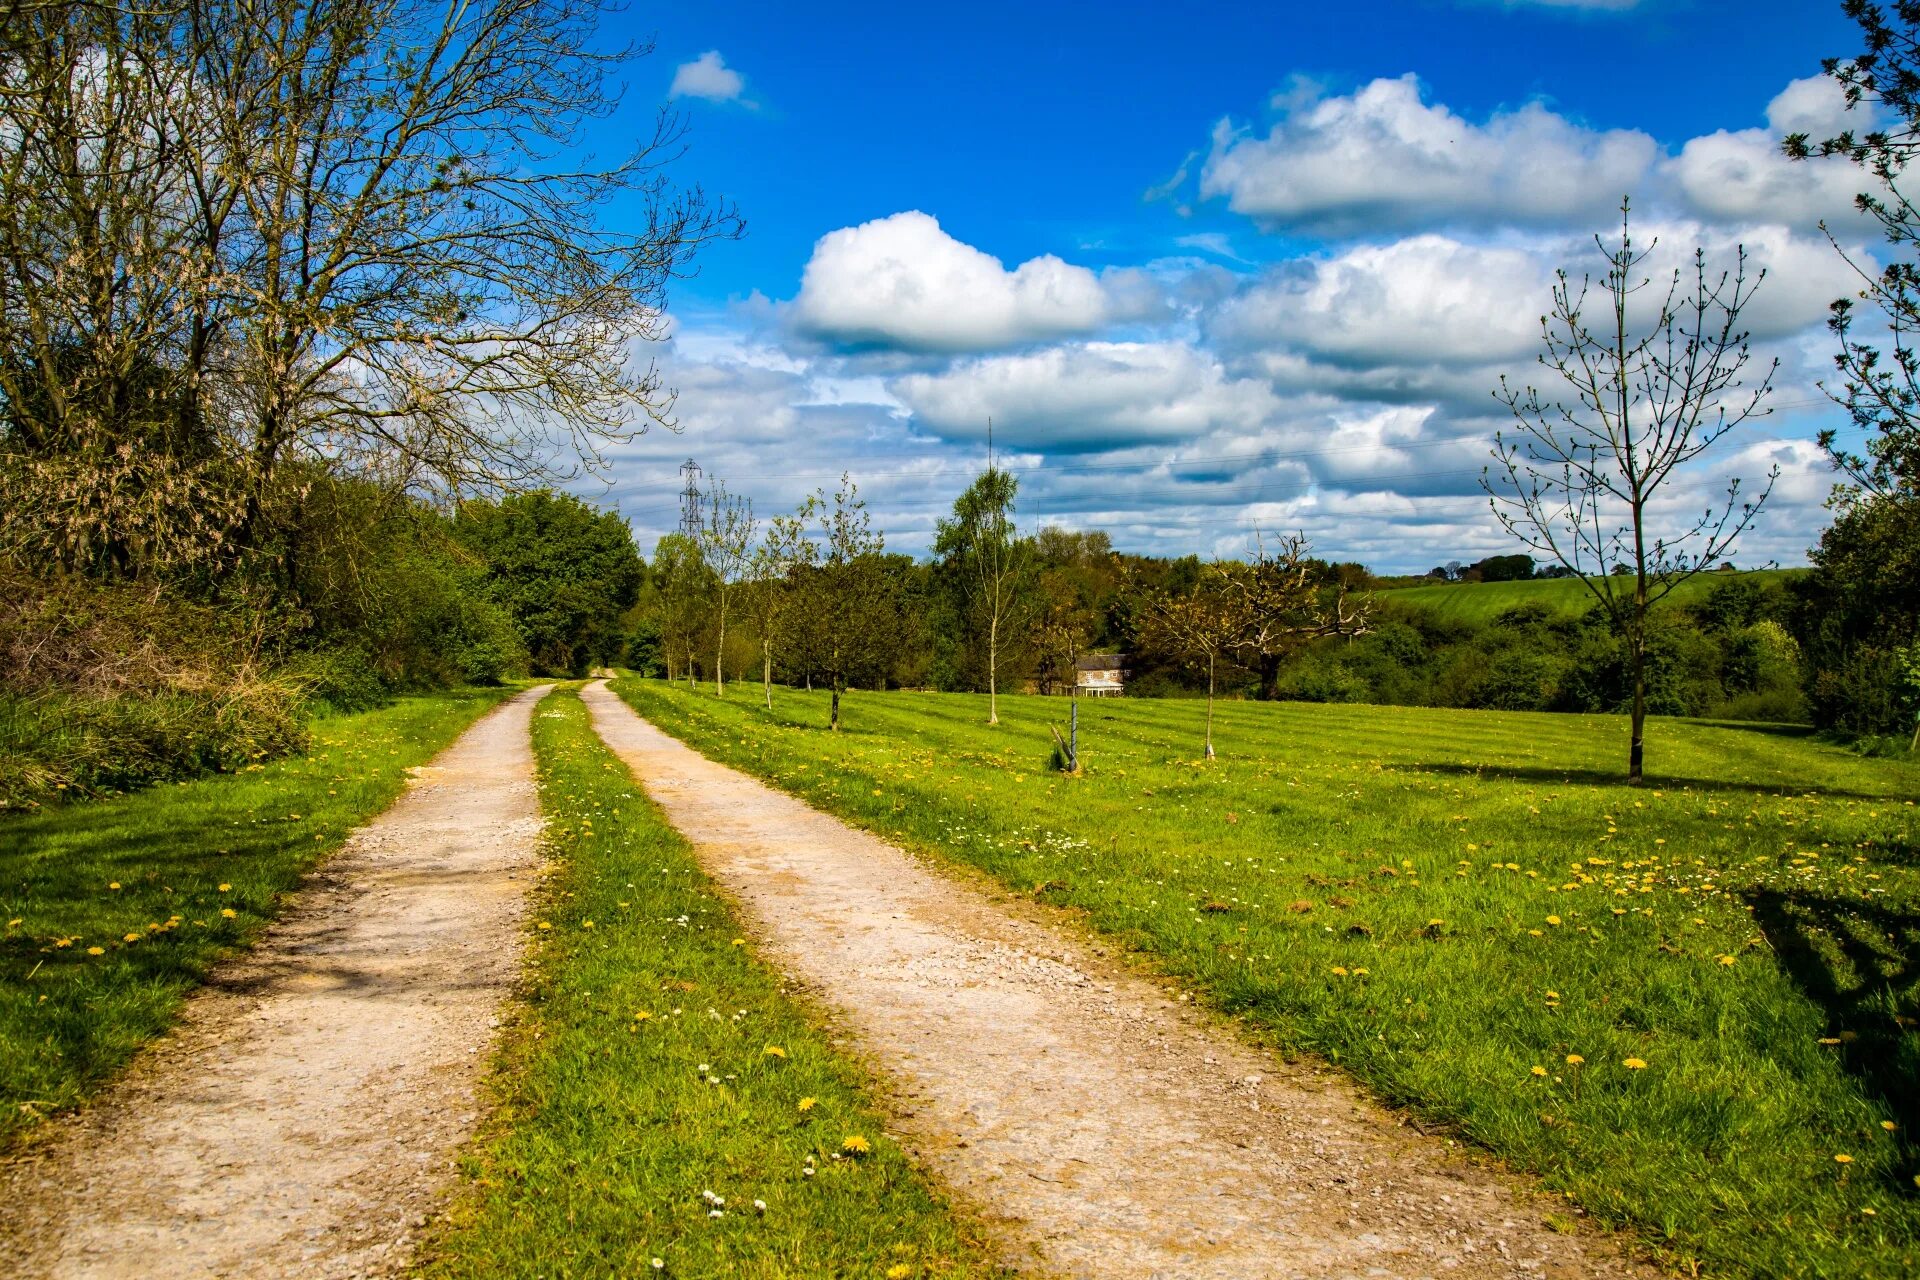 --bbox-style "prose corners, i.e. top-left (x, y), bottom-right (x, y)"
top-left (1074, 653), bottom-right (1127, 697)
